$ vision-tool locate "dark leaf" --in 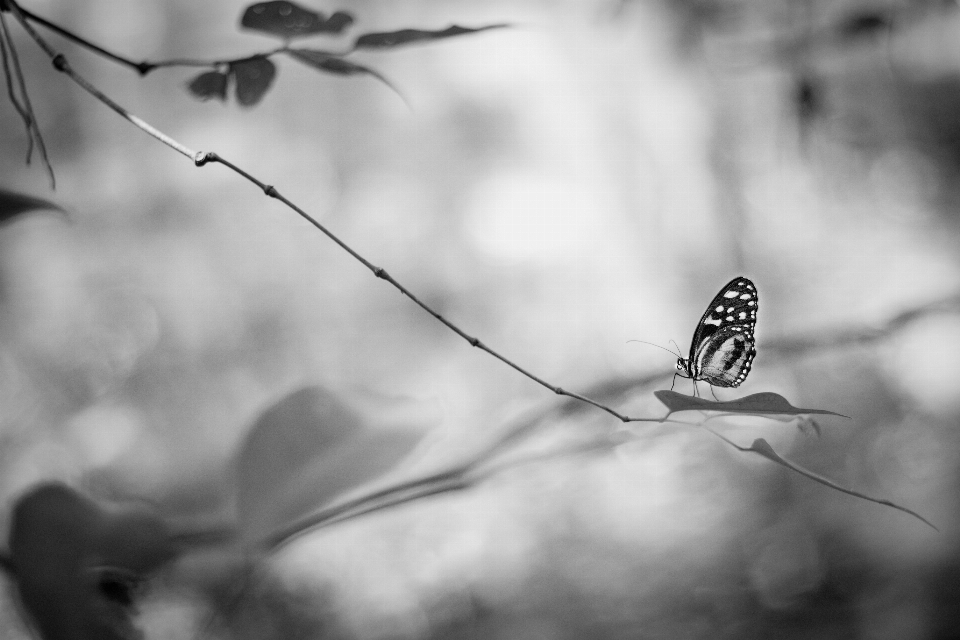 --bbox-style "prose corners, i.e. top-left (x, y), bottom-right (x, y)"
top-left (353, 23), bottom-right (508, 49)
top-left (186, 70), bottom-right (229, 102)
top-left (323, 11), bottom-right (354, 34)
top-left (285, 49), bottom-right (399, 93)
top-left (286, 48), bottom-right (369, 75)
top-left (237, 387), bottom-right (425, 545)
top-left (655, 390), bottom-right (850, 419)
top-left (837, 12), bottom-right (892, 40)
top-left (8, 483), bottom-right (173, 640)
top-left (230, 56), bottom-right (277, 106)
top-left (706, 432), bottom-right (938, 531)
top-left (240, 1), bottom-right (354, 39)
top-left (0, 189), bottom-right (64, 224)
